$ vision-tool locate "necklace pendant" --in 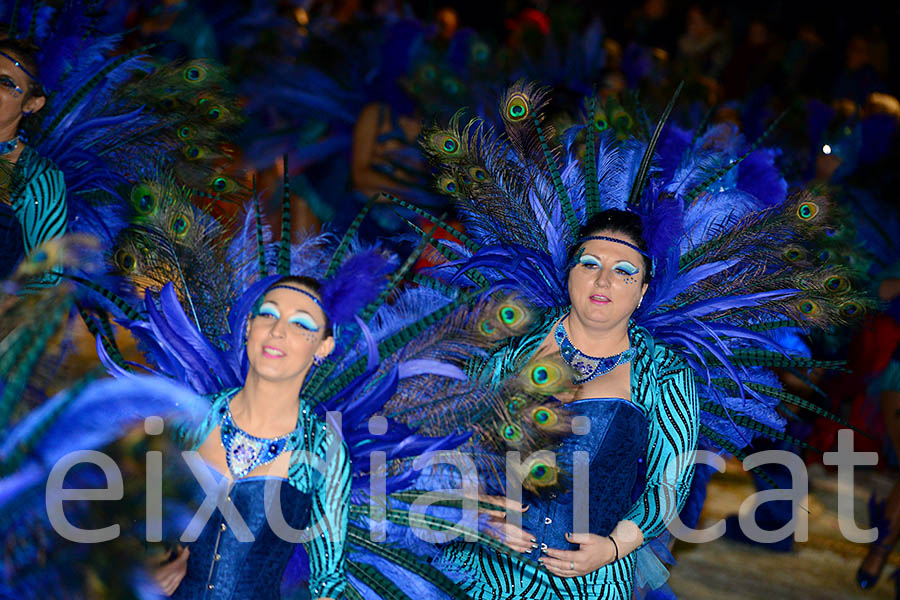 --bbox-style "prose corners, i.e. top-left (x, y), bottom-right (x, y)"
top-left (227, 431), bottom-right (261, 479)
